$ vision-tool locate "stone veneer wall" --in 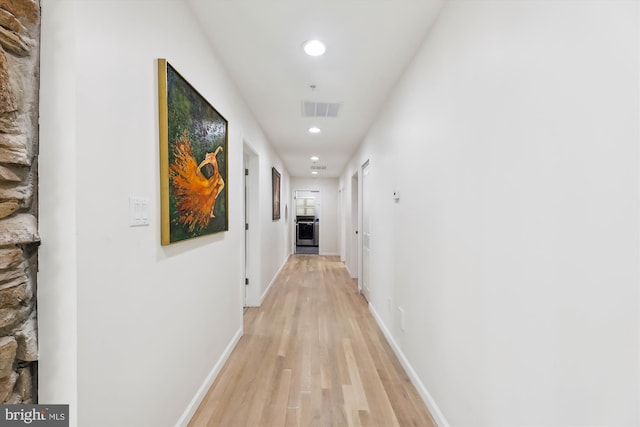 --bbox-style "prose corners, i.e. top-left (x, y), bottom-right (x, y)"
top-left (0, 0), bottom-right (39, 404)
